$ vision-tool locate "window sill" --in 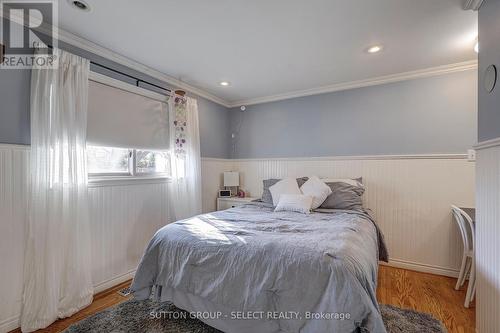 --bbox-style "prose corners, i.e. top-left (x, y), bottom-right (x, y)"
top-left (88, 175), bottom-right (171, 188)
